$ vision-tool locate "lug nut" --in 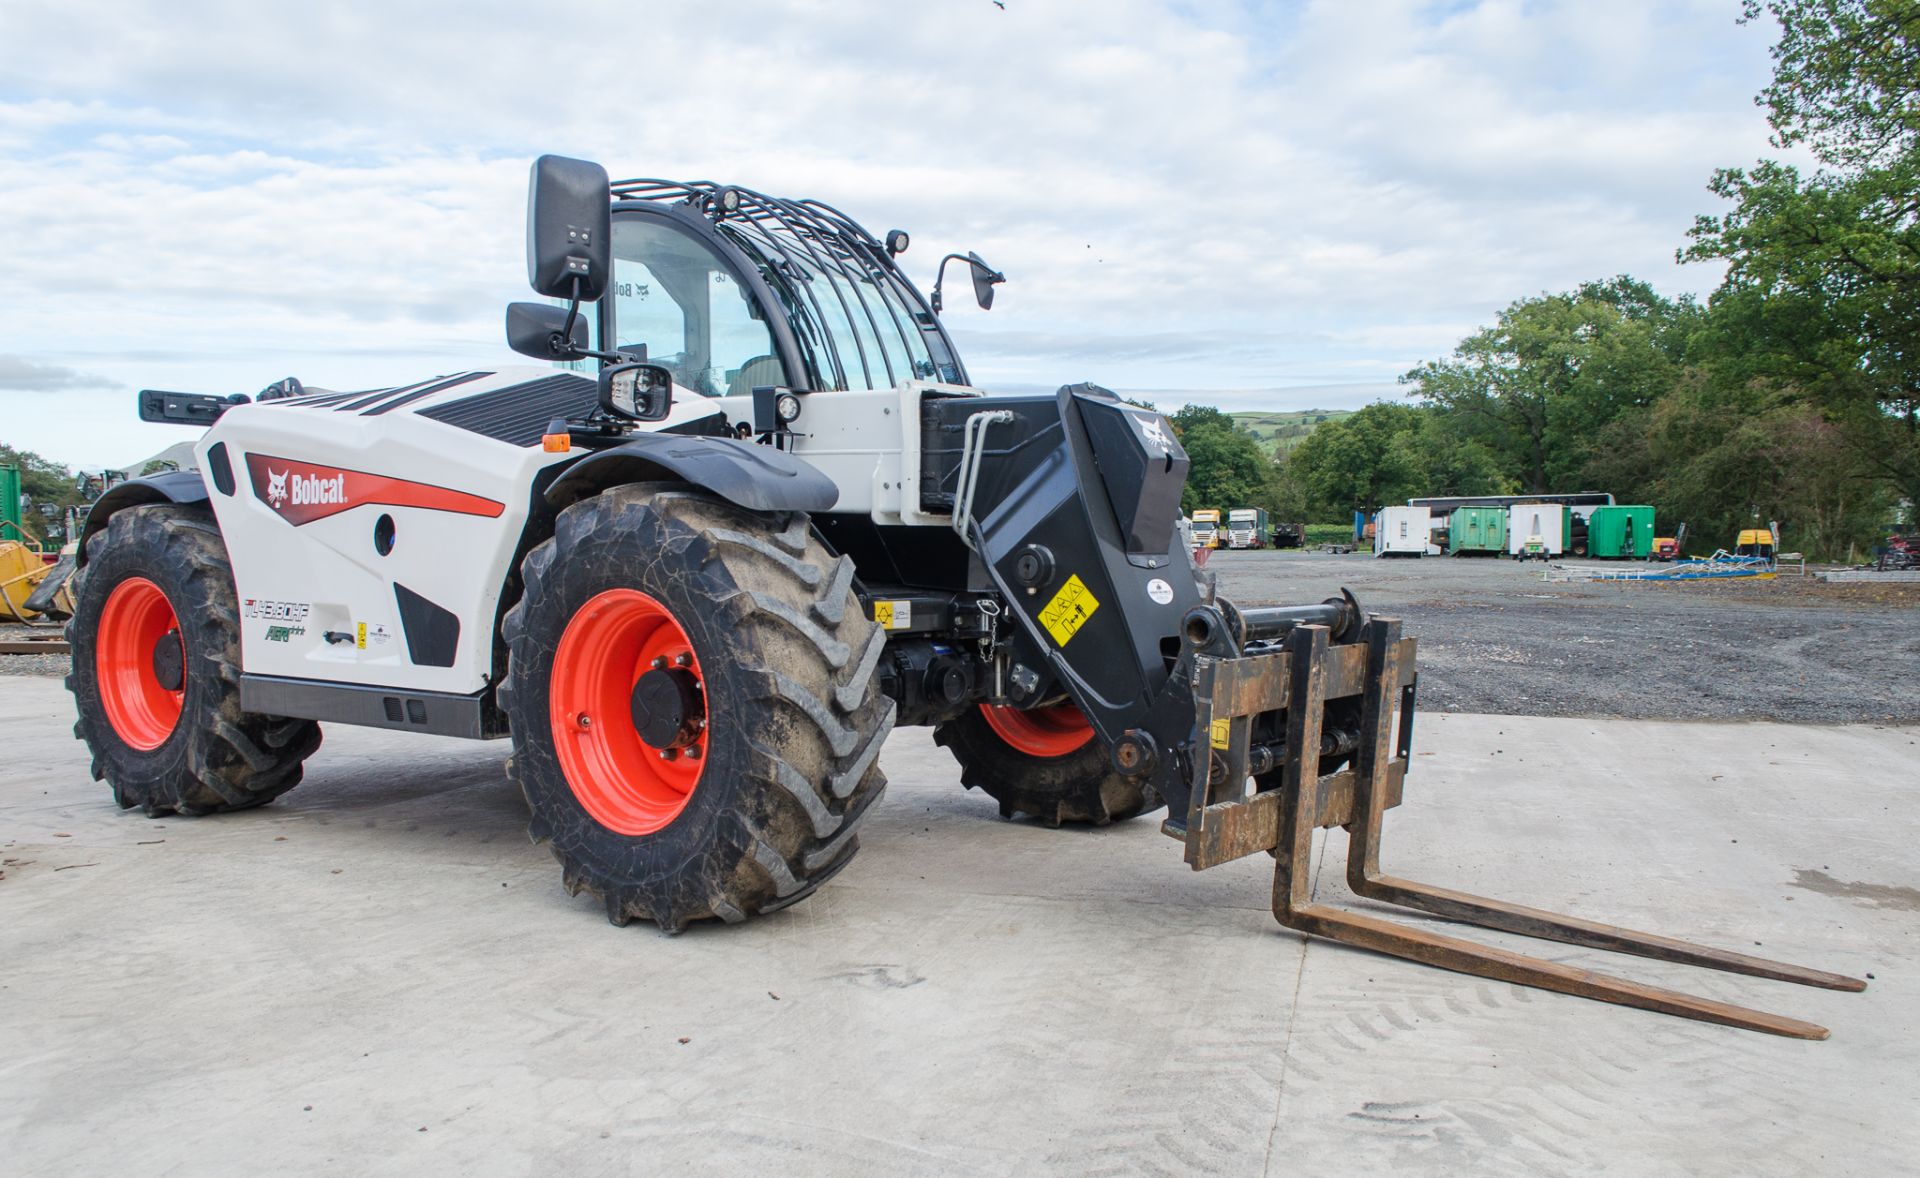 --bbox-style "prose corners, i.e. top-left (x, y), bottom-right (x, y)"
top-left (577, 713), bottom-right (592, 730)
top-left (659, 748), bottom-right (678, 761)
top-left (675, 652), bottom-right (693, 667)
top-left (651, 656), bottom-right (668, 670)
top-left (684, 745), bottom-right (702, 760)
